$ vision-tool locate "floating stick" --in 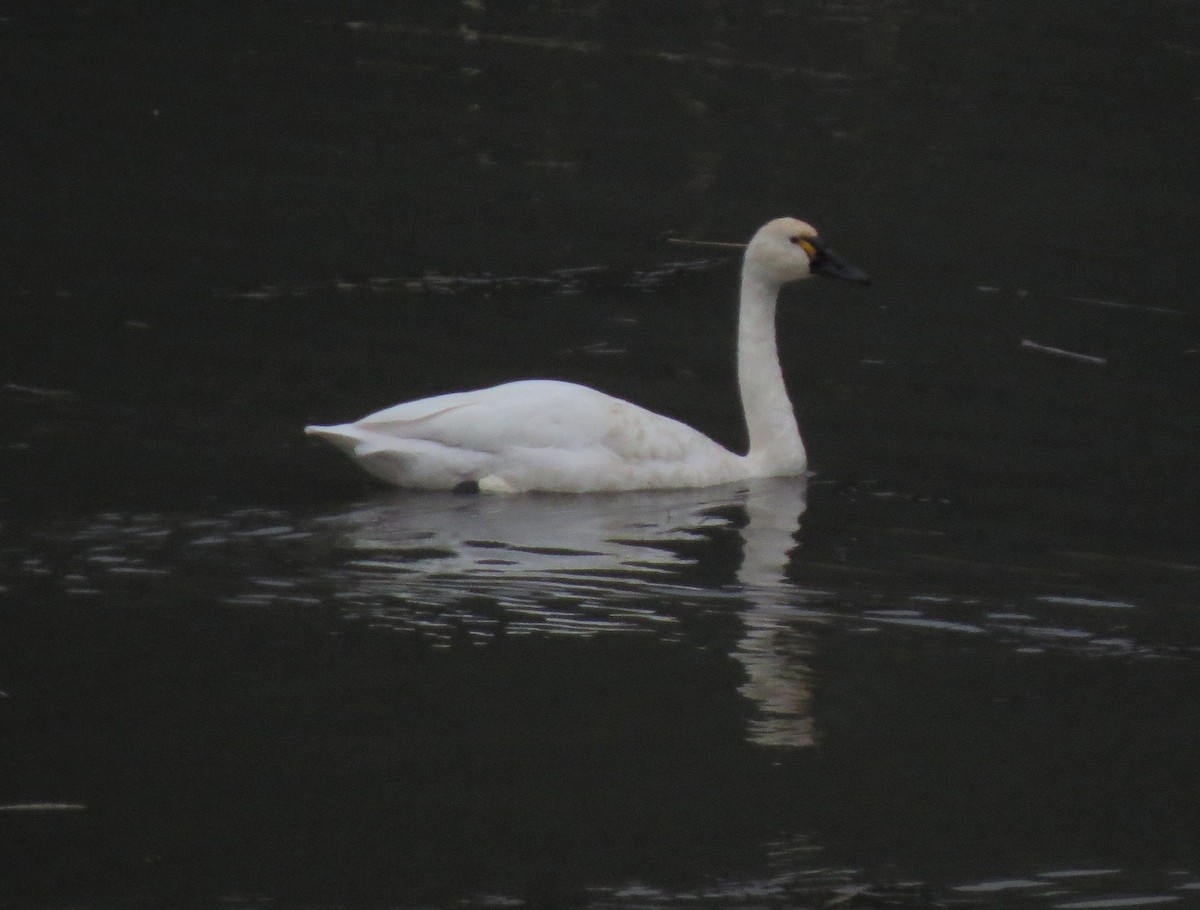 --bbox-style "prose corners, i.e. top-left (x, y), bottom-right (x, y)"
top-left (666, 238), bottom-right (748, 250)
top-left (1020, 339), bottom-right (1107, 366)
